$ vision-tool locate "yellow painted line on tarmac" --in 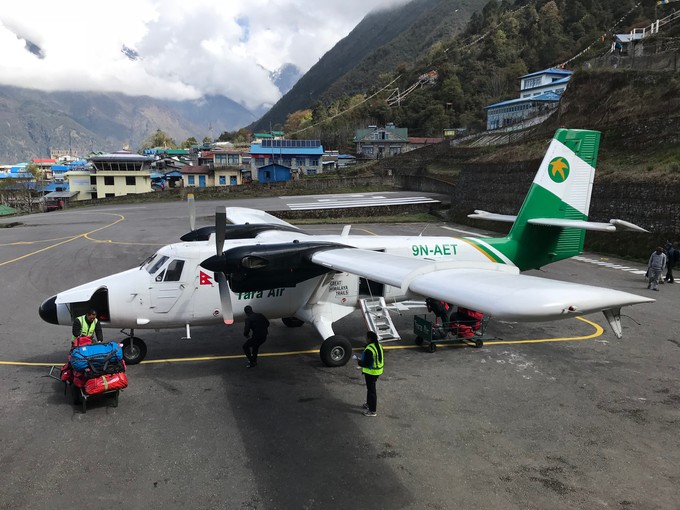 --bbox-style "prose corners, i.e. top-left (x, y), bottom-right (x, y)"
top-left (0, 213), bottom-right (126, 267)
top-left (0, 317), bottom-right (603, 367)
